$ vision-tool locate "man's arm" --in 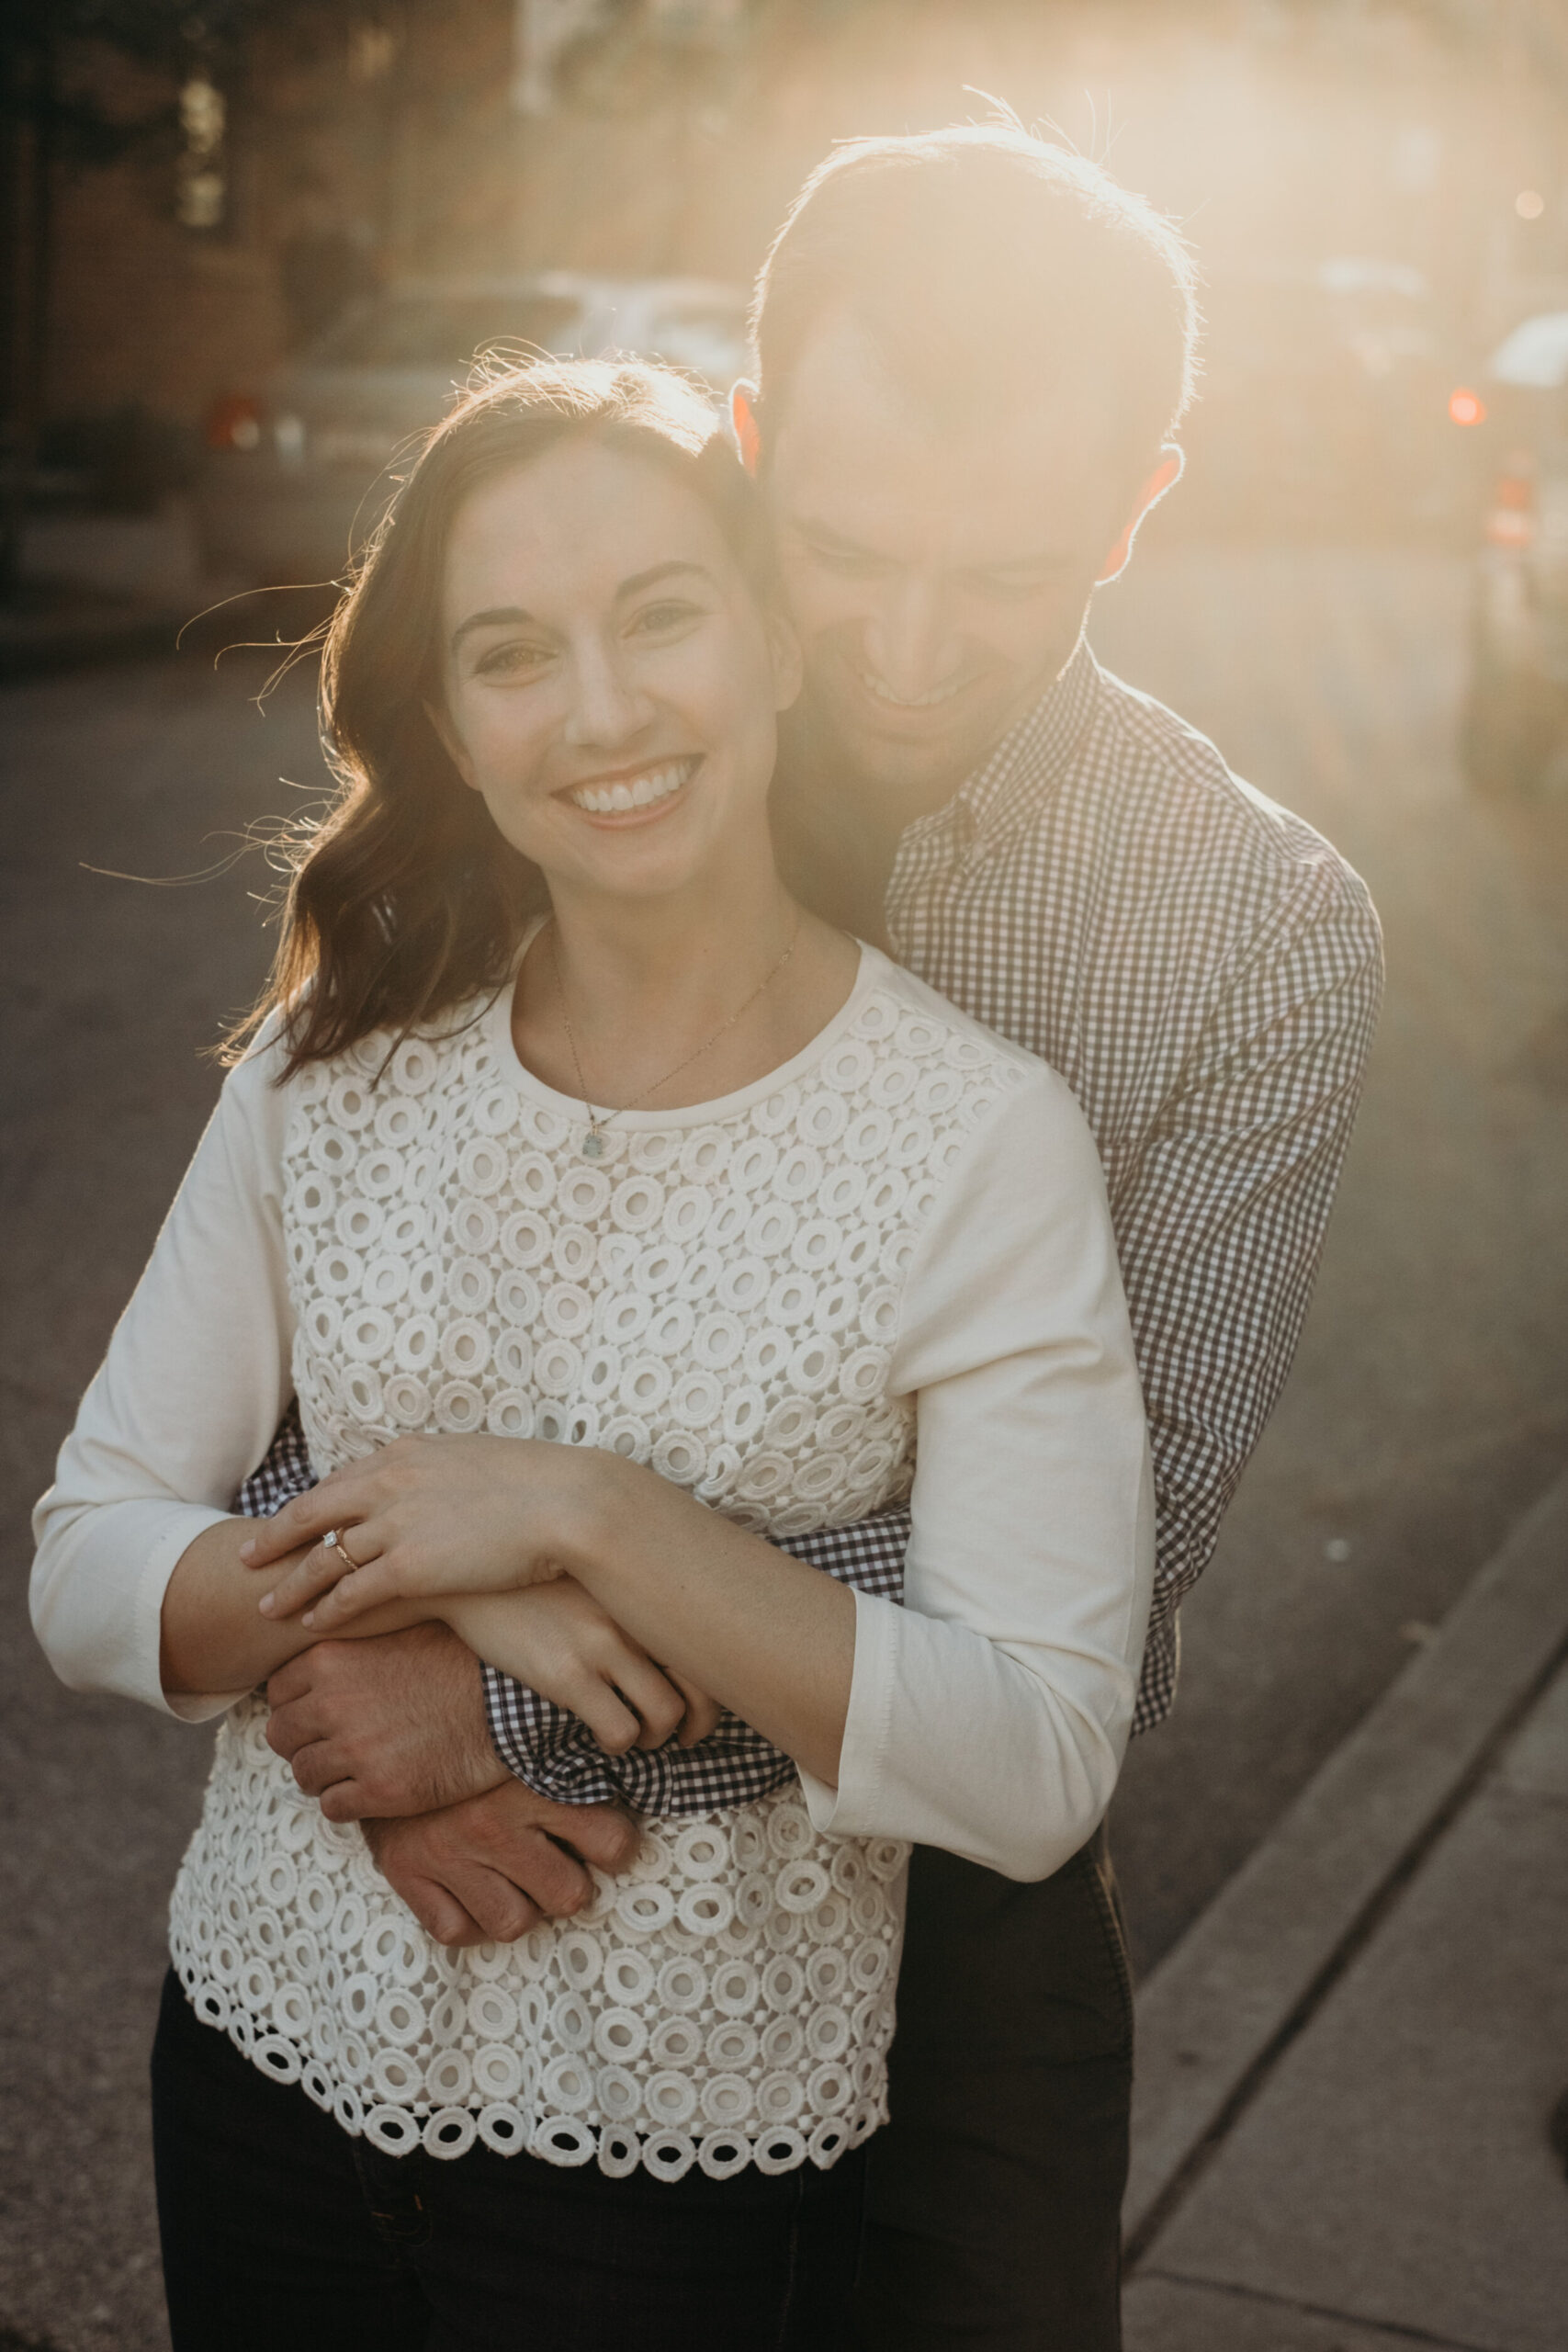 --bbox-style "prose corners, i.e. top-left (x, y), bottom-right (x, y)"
top-left (1117, 854), bottom-right (1383, 1728)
